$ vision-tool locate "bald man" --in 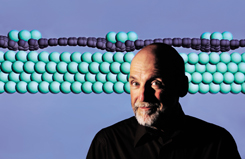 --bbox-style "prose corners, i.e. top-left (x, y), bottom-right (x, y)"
top-left (86, 43), bottom-right (241, 159)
